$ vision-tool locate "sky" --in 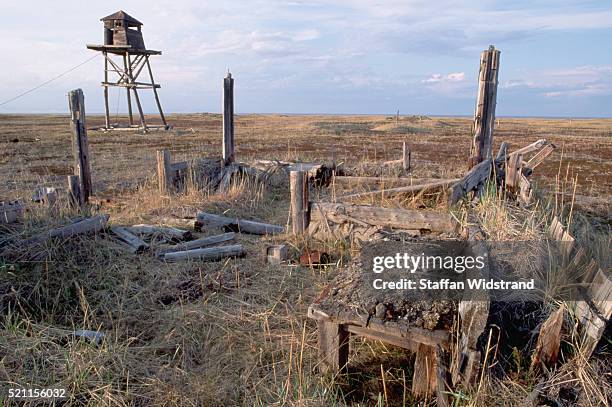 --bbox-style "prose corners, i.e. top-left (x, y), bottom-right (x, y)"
top-left (0, 1), bottom-right (611, 117)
